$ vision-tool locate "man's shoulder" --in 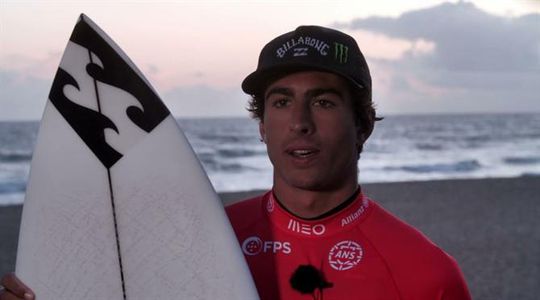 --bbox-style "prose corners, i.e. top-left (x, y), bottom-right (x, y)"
top-left (365, 200), bottom-right (454, 262)
top-left (364, 200), bottom-right (470, 297)
top-left (225, 192), bottom-right (266, 213)
top-left (365, 200), bottom-right (441, 247)
top-left (225, 191), bottom-right (269, 229)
